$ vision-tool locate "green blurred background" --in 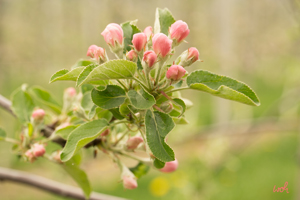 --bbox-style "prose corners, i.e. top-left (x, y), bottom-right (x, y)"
top-left (0, 0), bottom-right (299, 199)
